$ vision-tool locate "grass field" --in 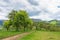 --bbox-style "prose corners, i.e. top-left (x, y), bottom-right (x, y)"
top-left (19, 31), bottom-right (60, 40)
top-left (0, 31), bottom-right (21, 39)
